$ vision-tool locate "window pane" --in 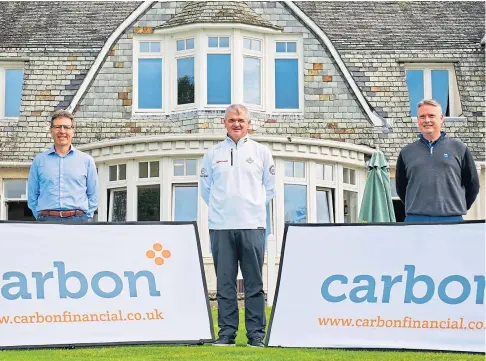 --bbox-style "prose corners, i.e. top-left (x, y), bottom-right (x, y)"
top-left (150, 161), bottom-right (159, 177)
top-left (138, 59), bottom-right (162, 109)
top-left (207, 54), bottom-right (231, 104)
top-left (109, 165), bottom-right (117, 181)
top-left (137, 185), bottom-right (160, 221)
top-left (208, 37), bottom-right (218, 47)
top-left (186, 159), bottom-right (197, 176)
top-left (219, 37), bottom-right (229, 48)
top-left (406, 70), bottom-right (424, 117)
top-left (276, 42), bottom-right (286, 52)
top-left (244, 57), bottom-right (261, 105)
top-left (4, 179), bottom-right (26, 199)
top-left (324, 165), bottom-right (333, 181)
top-left (139, 162), bottom-right (148, 178)
top-left (112, 190), bottom-right (127, 222)
top-left (186, 38), bottom-right (194, 50)
top-left (284, 184), bottom-right (307, 223)
top-left (287, 42), bottom-right (297, 52)
top-left (252, 39), bottom-right (261, 52)
top-left (275, 59), bottom-right (299, 109)
top-left (317, 189), bottom-right (331, 223)
top-left (5, 69), bottom-right (23, 117)
top-left (176, 40), bottom-right (185, 51)
top-left (432, 70), bottom-right (449, 116)
top-left (343, 168), bottom-right (349, 183)
top-left (284, 160), bottom-right (294, 177)
top-left (349, 169), bottom-right (356, 185)
top-left (140, 42), bottom-right (150, 52)
top-left (243, 38), bottom-right (252, 50)
top-left (177, 57), bottom-right (195, 105)
top-left (265, 202), bottom-right (272, 241)
top-left (316, 164), bottom-right (324, 180)
top-left (294, 161), bottom-right (305, 178)
top-left (174, 185), bottom-right (198, 221)
top-left (150, 42), bottom-right (160, 52)
top-left (174, 159), bottom-right (184, 176)
top-left (118, 164), bottom-right (126, 180)
top-left (344, 190), bottom-right (357, 224)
